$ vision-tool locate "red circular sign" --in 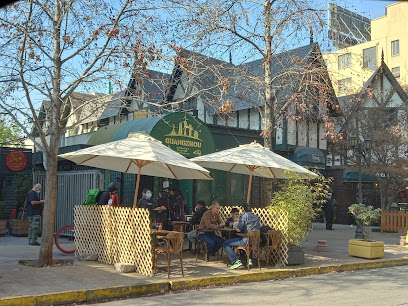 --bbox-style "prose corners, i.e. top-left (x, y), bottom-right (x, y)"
top-left (6, 151), bottom-right (27, 171)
